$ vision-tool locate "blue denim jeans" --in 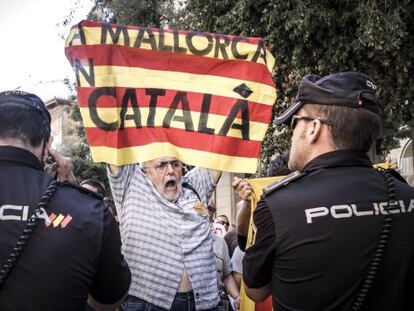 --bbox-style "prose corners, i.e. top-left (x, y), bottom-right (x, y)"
top-left (123, 292), bottom-right (219, 311)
